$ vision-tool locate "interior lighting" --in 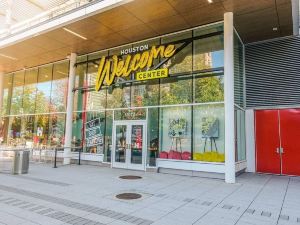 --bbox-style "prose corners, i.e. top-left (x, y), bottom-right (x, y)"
top-left (0, 53), bottom-right (17, 60)
top-left (208, 0), bottom-right (213, 3)
top-left (63, 28), bottom-right (87, 40)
